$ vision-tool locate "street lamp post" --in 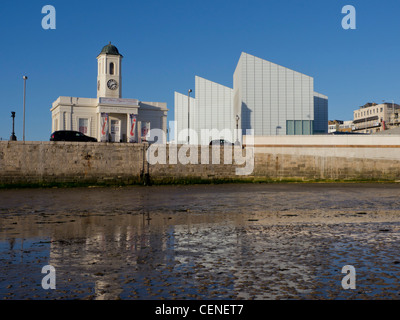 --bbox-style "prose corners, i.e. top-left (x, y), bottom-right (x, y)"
top-left (22, 76), bottom-right (28, 142)
top-left (10, 112), bottom-right (17, 141)
top-left (188, 89), bottom-right (192, 144)
top-left (235, 114), bottom-right (240, 145)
